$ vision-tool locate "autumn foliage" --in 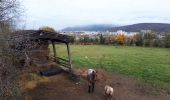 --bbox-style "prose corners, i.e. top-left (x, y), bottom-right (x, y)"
top-left (115, 34), bottom-right (126, 45)
top-left (39, 26), bottom-right (56, 32)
